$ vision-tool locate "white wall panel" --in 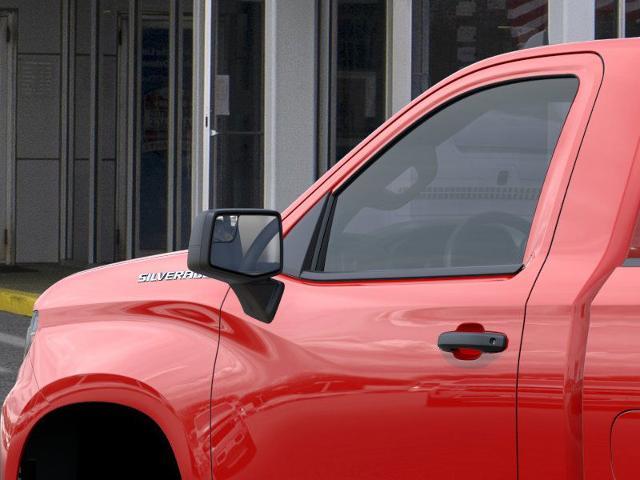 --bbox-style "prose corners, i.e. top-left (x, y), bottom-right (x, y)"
top-left (74, 55), bottom-right (91, 160)
top-left (73, 159), bottom-right (89, 262)
top-left (0, 0), bottom-right (62, 263)
top-left (76, 0), bottom-right (92, 56)
top-left (101, 57), bottom-right (117, 159)
top-left (16, 159), bottom-right (59, 262)
top-left (0, 0), bottom-right (60, 54)
top-left (16, 55), bottom-right (61, 159)
top-left (98, 159), bottom-right (115, 263)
